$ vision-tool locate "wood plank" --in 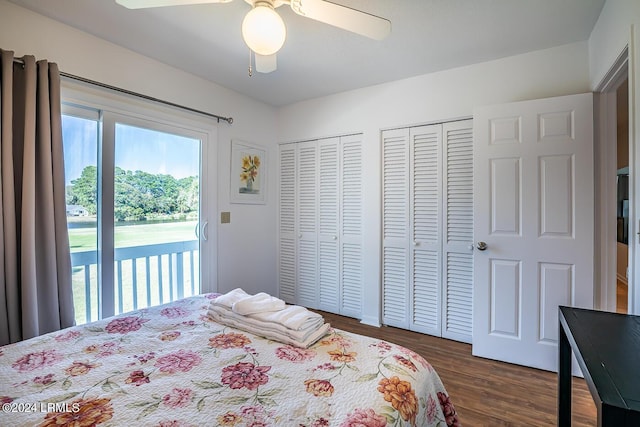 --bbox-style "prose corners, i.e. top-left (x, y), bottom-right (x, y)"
top-left (317, 310), bottom-right (596, 426)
